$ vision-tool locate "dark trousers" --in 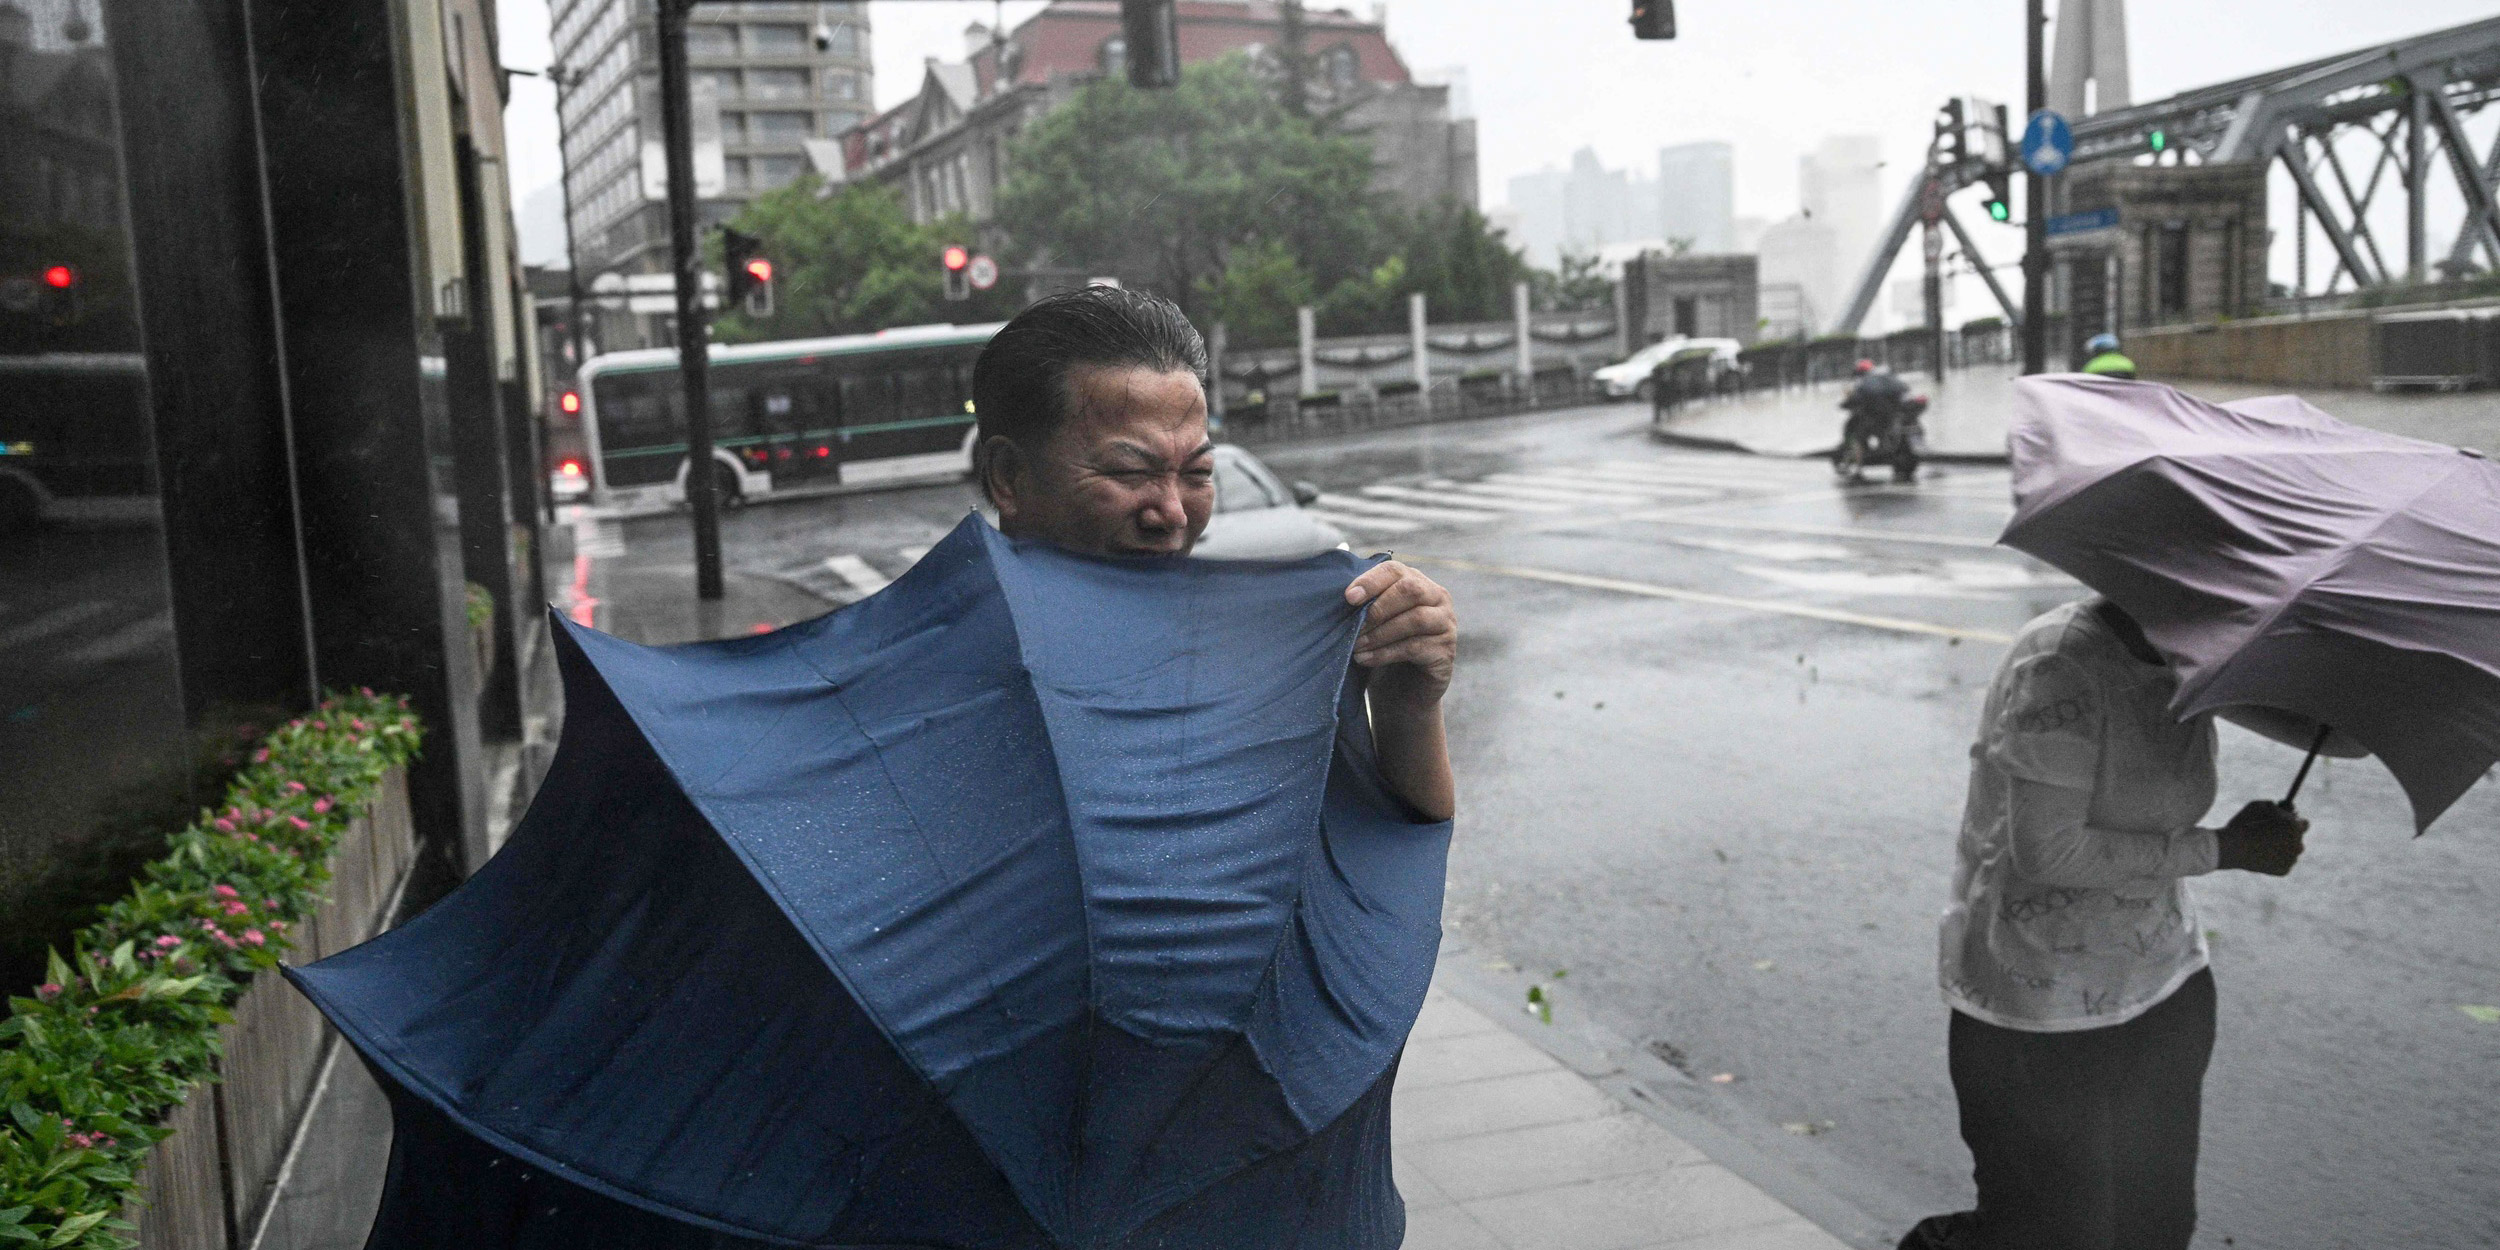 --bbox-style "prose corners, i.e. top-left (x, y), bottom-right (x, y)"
top-left (1903, 969), bottom-right (2216, 1250)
